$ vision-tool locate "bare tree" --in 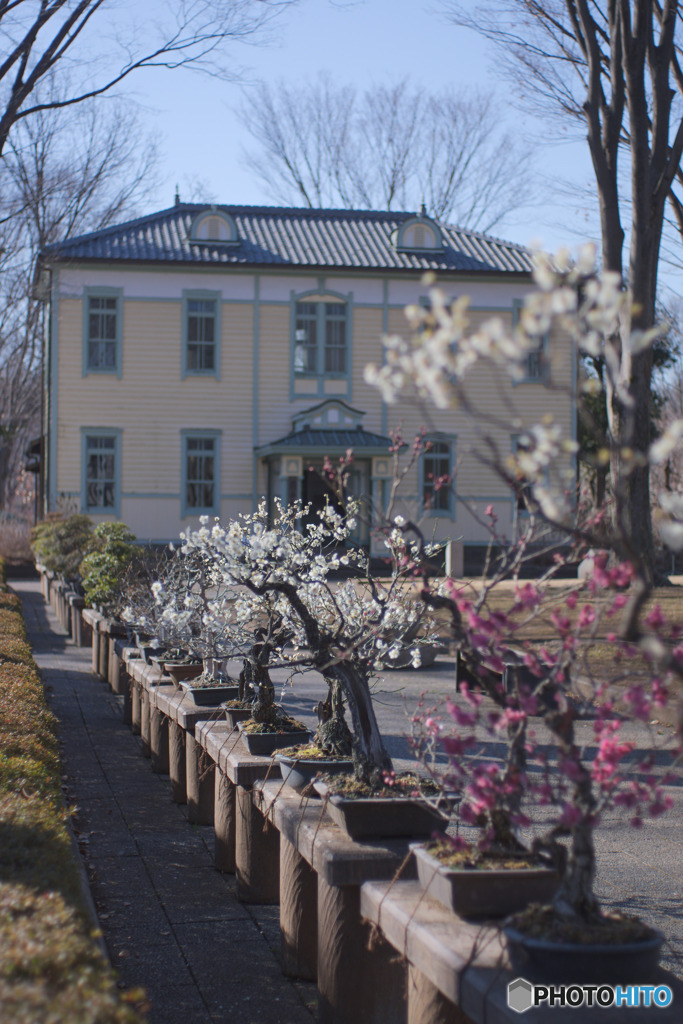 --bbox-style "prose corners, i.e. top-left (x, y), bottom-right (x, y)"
top-left (0, 97), bottom-right (158, 510)
top-left (0, 0), bottom-right (296, 160)
top-left (445, 1), bottom-right (683, 582)
top-left (240, 74), bottom-right (534, 229)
